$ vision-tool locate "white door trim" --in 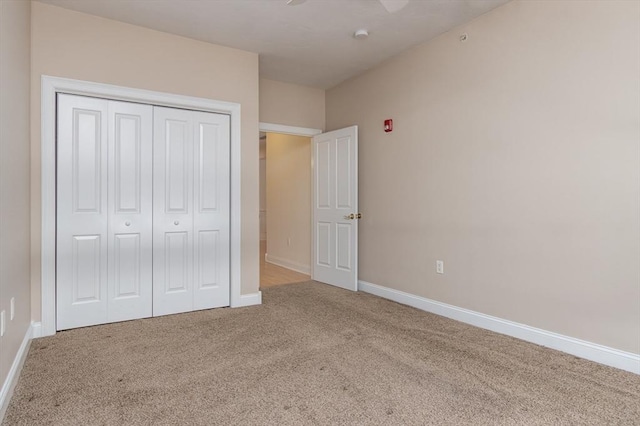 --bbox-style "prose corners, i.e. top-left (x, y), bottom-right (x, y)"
top-left (258, 122), bottom-right (322, 137)
top-left (41, 75), bottom-right (244, 337)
